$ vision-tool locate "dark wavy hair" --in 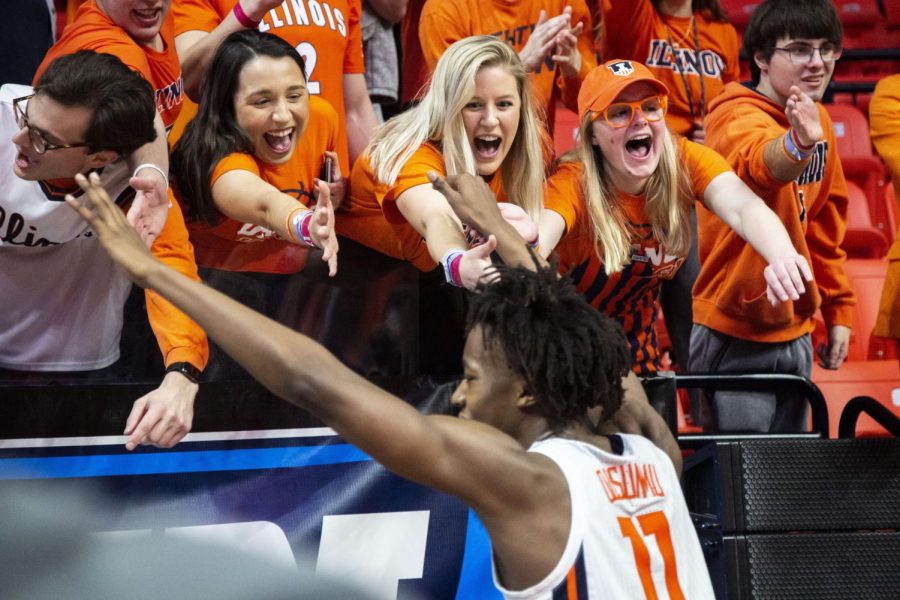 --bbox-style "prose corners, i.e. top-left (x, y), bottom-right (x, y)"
top-left (466, 258), bottom-right (631, 430)
top-left (35, 50), bottom-right (156, 156)
top-left (171, 30), bottom-right (306, 223)
top-left (743, 0), bottom-right (842, 85)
